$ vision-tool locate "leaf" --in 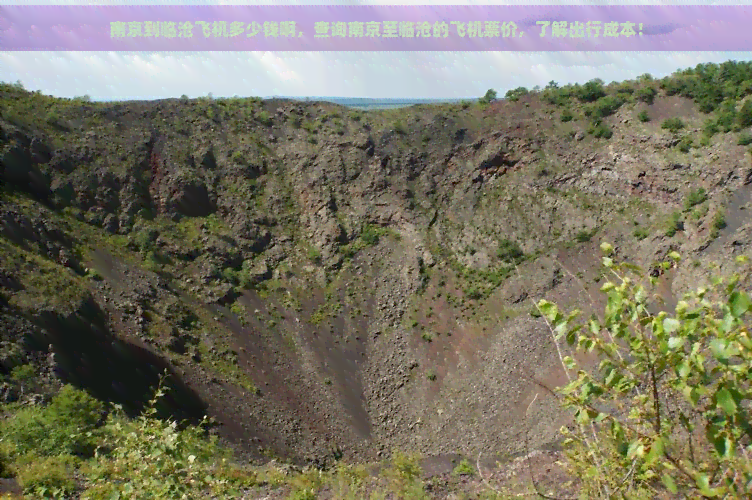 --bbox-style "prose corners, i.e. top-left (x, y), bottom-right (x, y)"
top-left (645, 436), bottom-right (665, 464)
top-left (663, 317), bottom-right (681, 333)
top-left (716, 387), bottom-right (737, 416)
top-left (662, 474), bottom-right (678, 494)
top-left (729, 290), bottom-right (751, 318)
top-left (600, 242), bottom-right (614, 255)
top-left (695, 473), bottom-right (720, 497)
top-left (668, 336), bottom-right (685, 350)
top-left (602, 256), bottom-right (614, 268)
top-left (668, 250), bottom-right (681, 261)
